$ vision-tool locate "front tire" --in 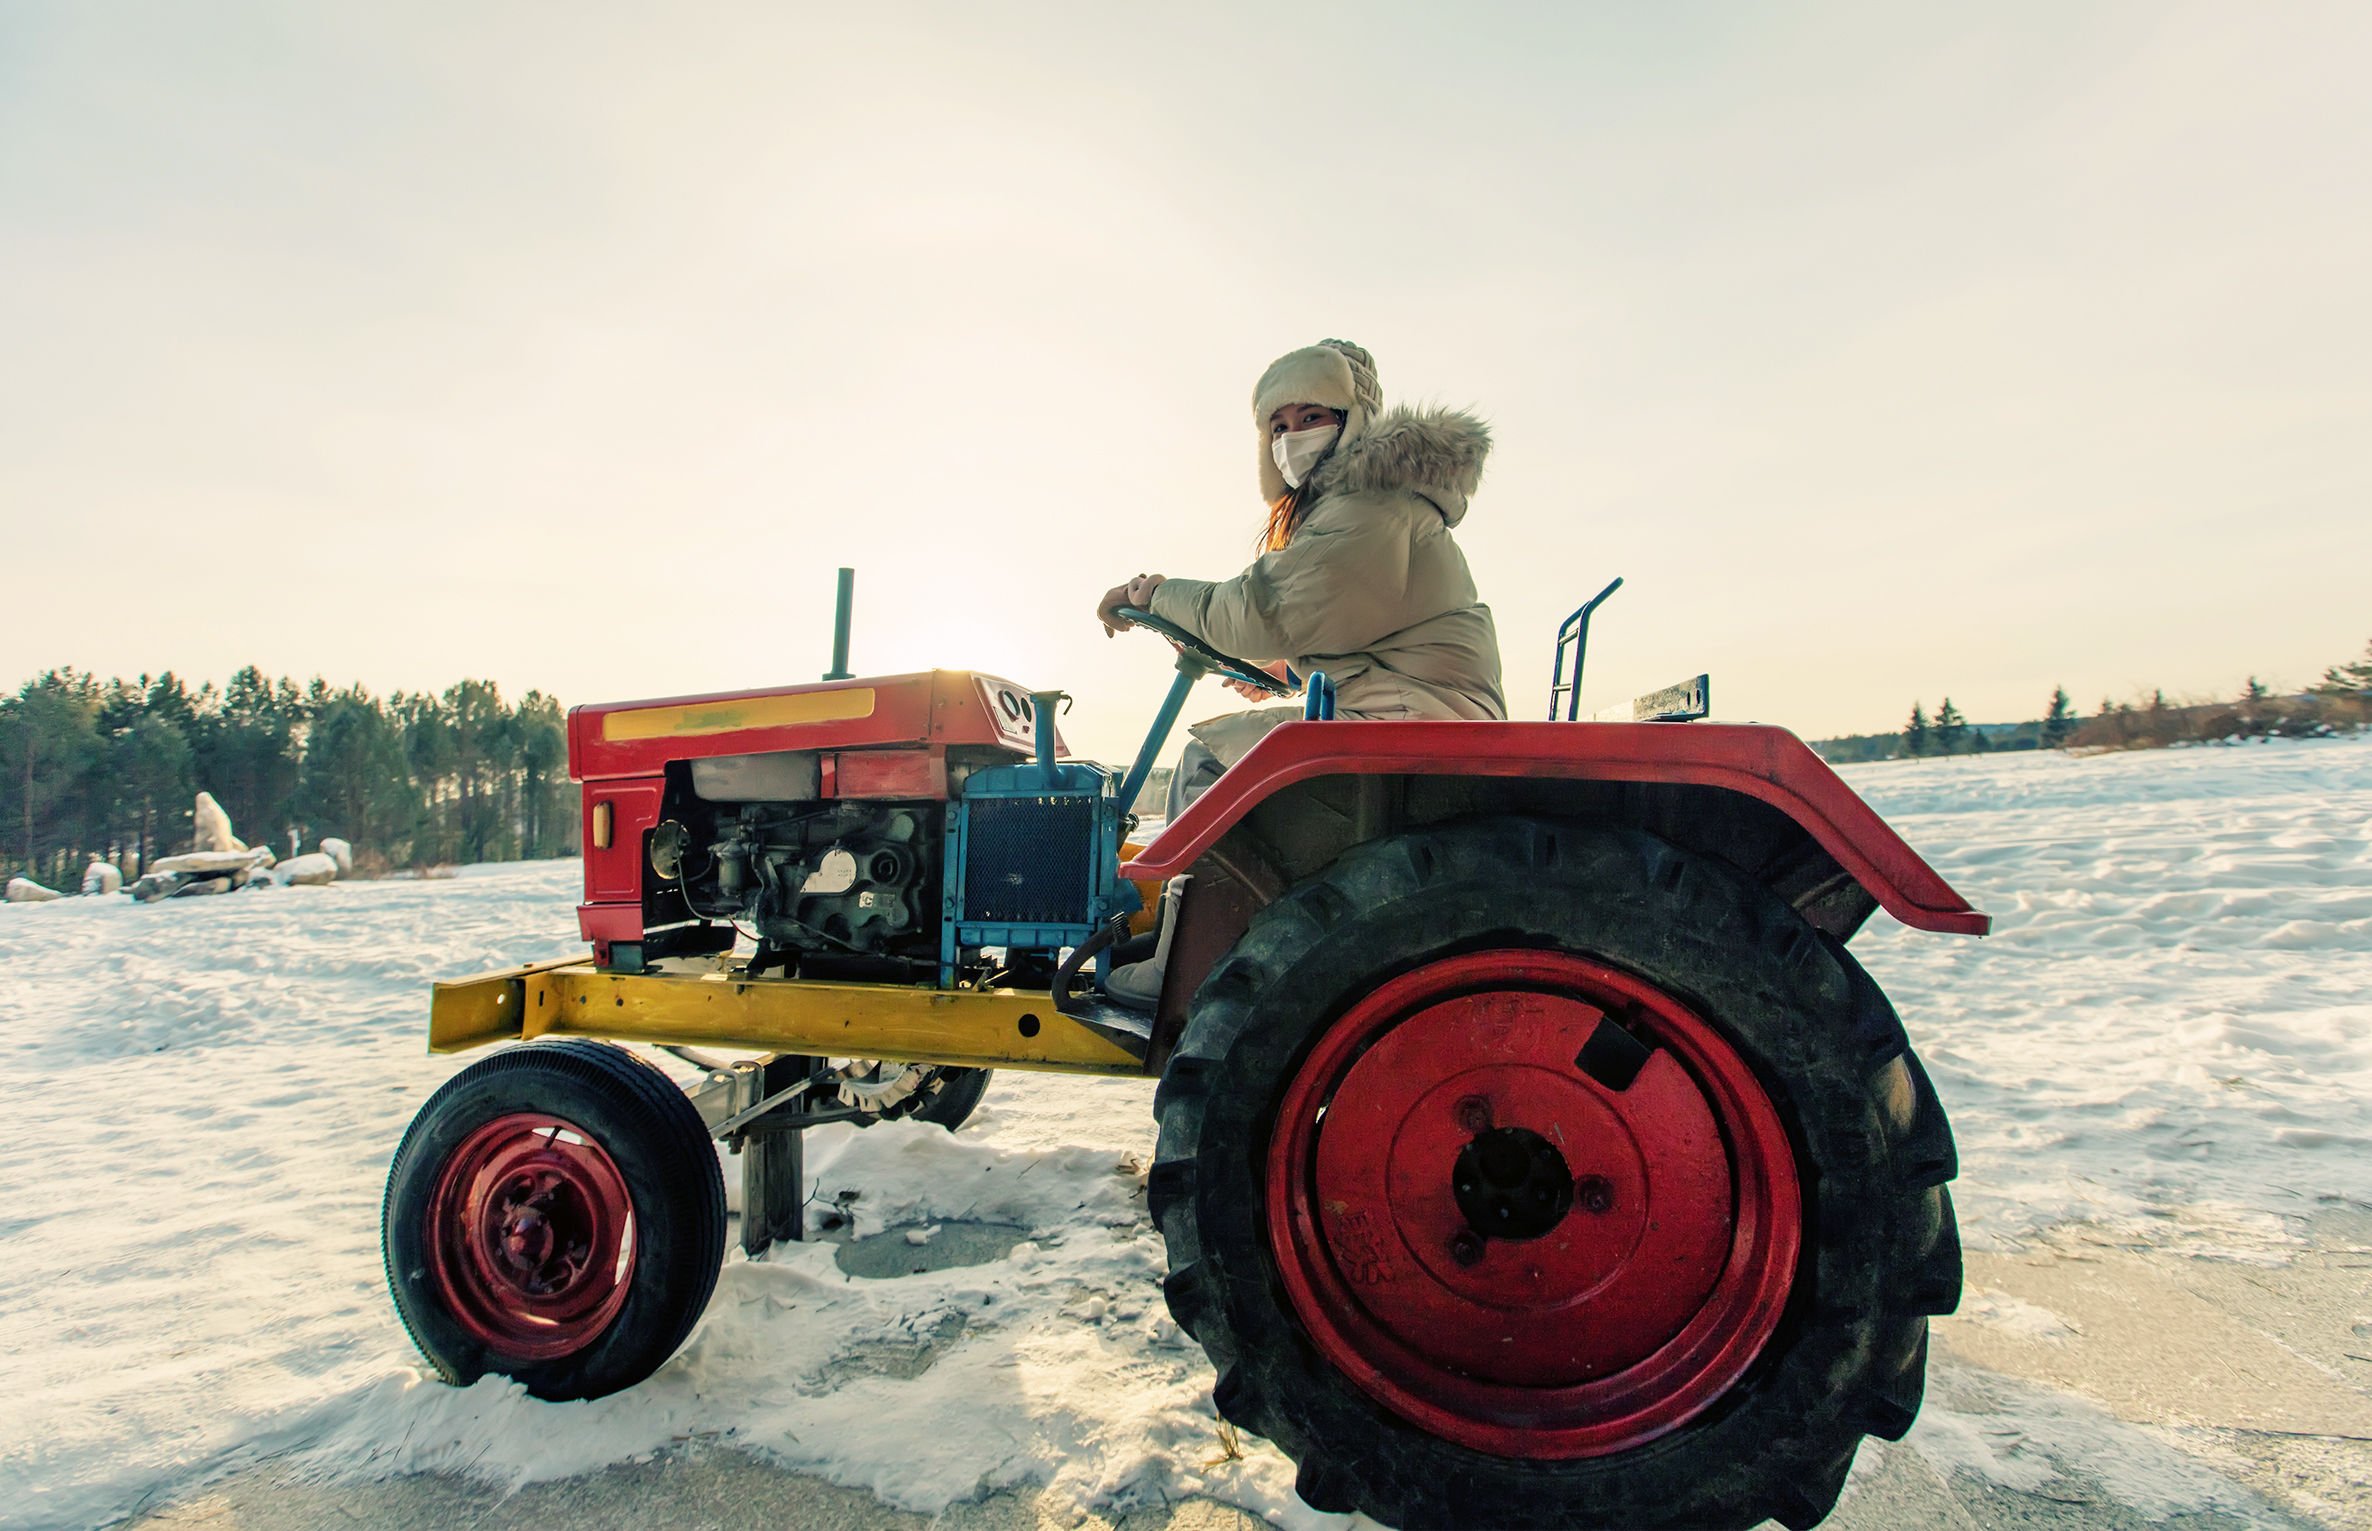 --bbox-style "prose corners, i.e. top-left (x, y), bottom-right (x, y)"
top-left (1150, 819), bottom-right (1961, 1531)
top-left (383, 1040), bottom-right (727, 1401)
